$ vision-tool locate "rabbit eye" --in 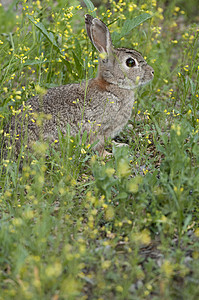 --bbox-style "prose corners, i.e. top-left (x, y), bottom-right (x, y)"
top-left (126, 57), bottom-right (136, 67)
